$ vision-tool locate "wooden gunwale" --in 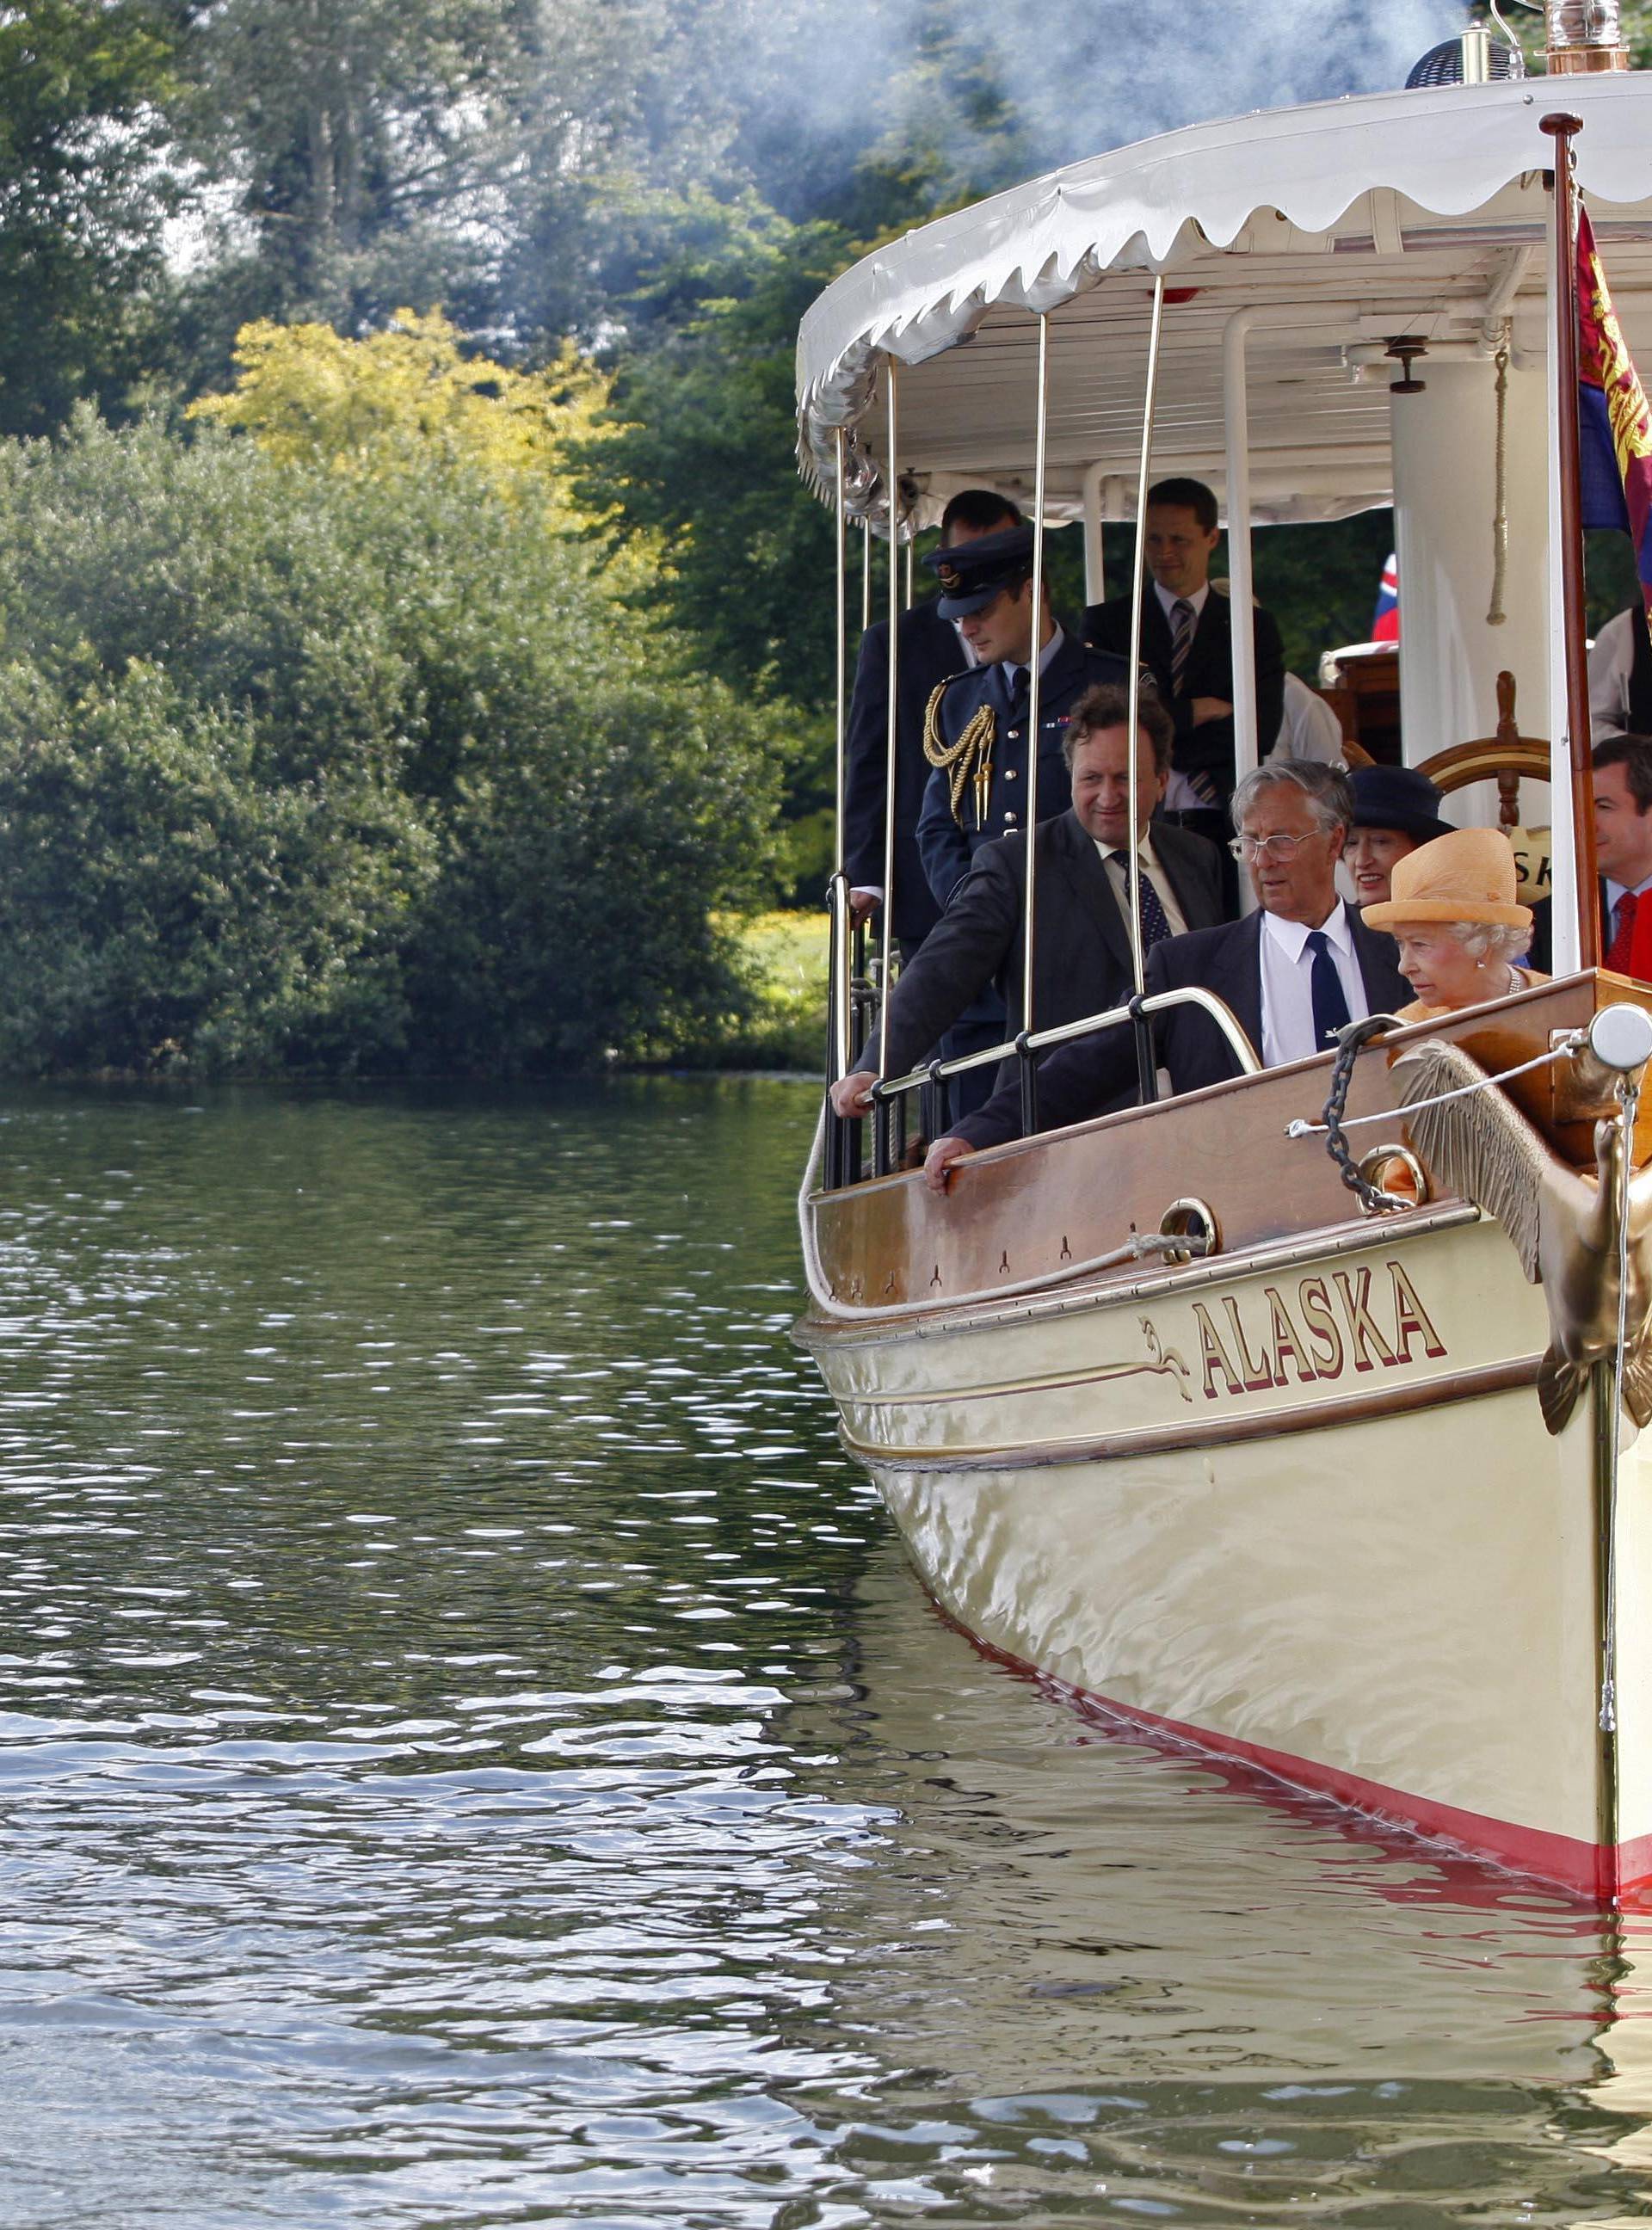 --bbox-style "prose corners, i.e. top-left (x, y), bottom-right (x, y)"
top-left (804, 972), bottom-right (1652, 1325)
top-left (796, 1200), bottom-right (1482, 1349)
